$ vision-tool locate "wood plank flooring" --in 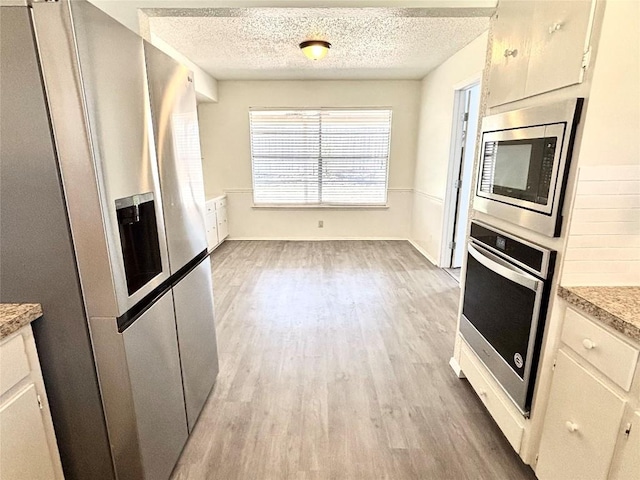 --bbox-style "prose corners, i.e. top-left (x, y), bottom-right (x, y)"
top-left (171, 241), bottom-right (536, 480)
